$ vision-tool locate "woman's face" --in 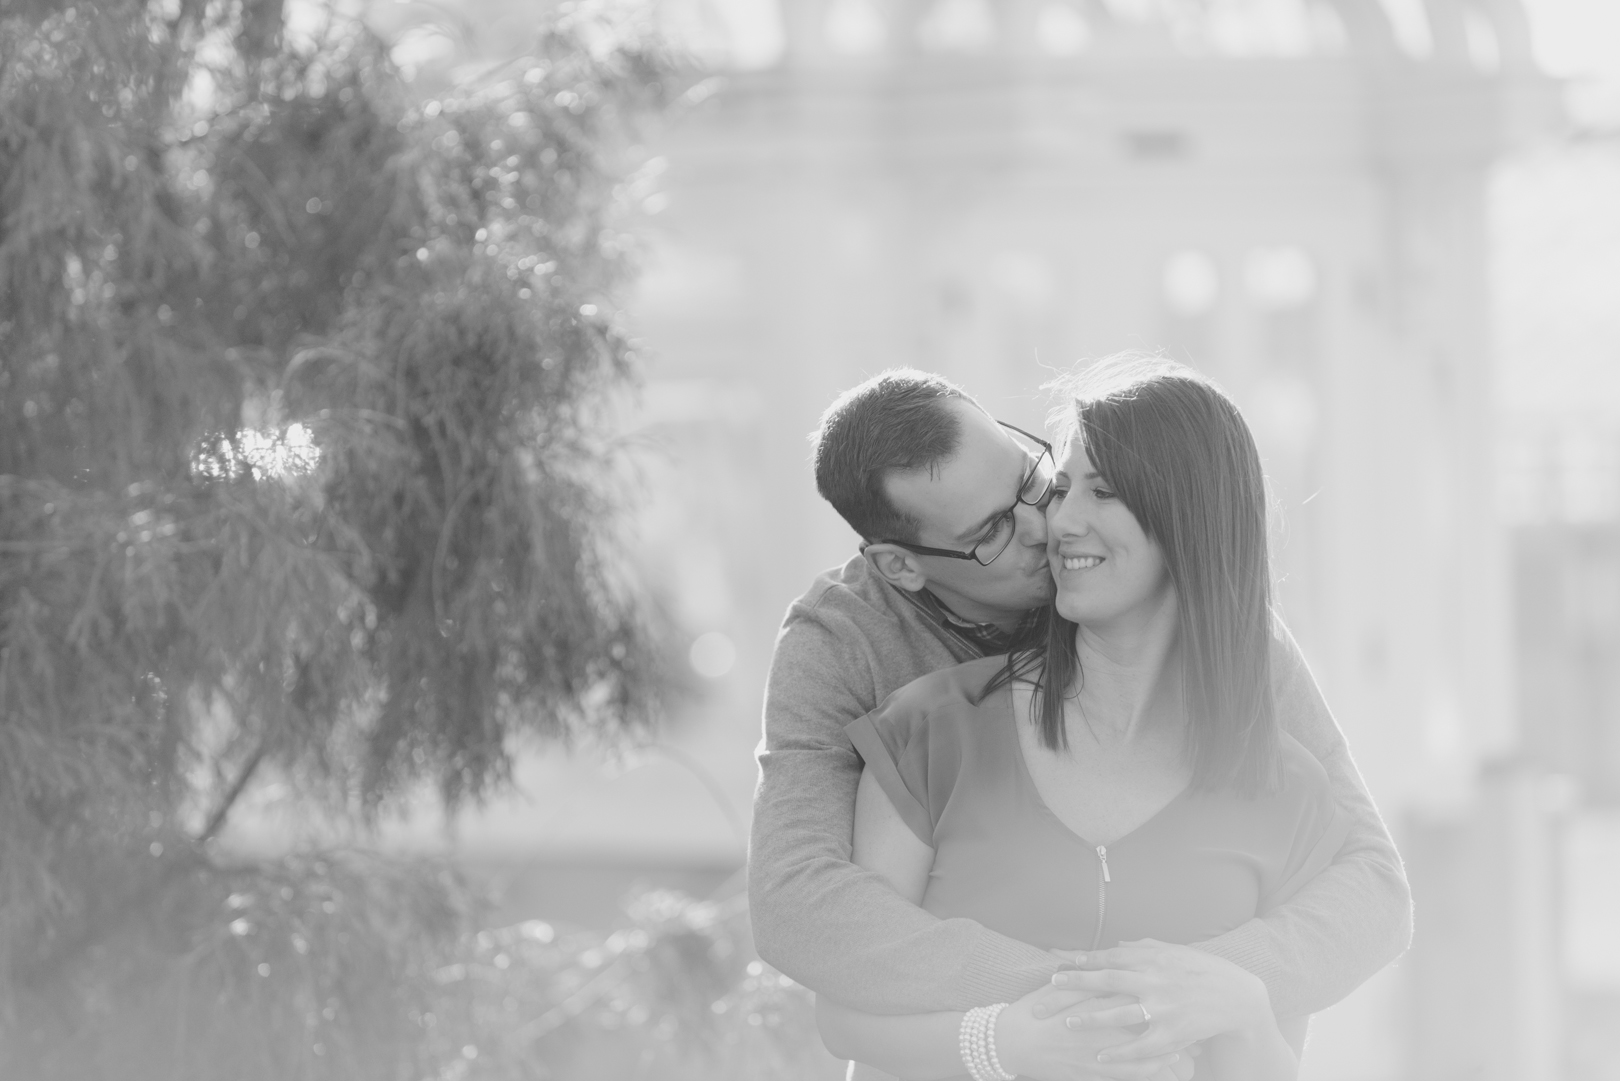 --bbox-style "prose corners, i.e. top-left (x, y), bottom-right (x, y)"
top-left (1046, 436), bottom-right (1173, 629)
